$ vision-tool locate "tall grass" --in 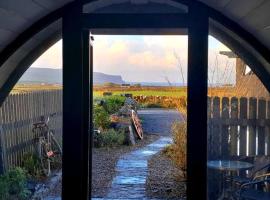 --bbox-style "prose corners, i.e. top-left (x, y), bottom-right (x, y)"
top-left (163, 98), bottom-right (187, 178)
